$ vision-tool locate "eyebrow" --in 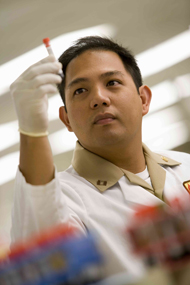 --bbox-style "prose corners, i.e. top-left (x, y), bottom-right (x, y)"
top-left (100, 70), bottom-right (125, 79)
top-left (66, 70), bottom-right (125, 90)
